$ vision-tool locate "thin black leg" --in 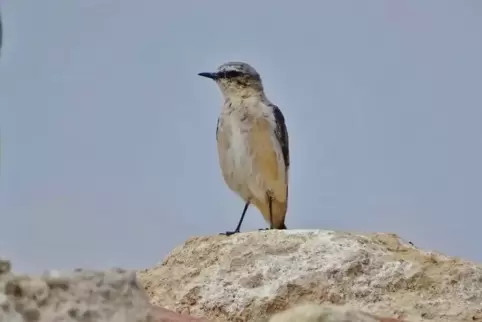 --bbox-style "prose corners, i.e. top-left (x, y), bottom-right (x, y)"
top-left (258, 196), bottom-right (274, 232)
top-left (234, 202), bottom-right (250, 232)
top-left (220, 202), bottom-right (250, 236)
top-left (268, 196), bottom-right (274, 229)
